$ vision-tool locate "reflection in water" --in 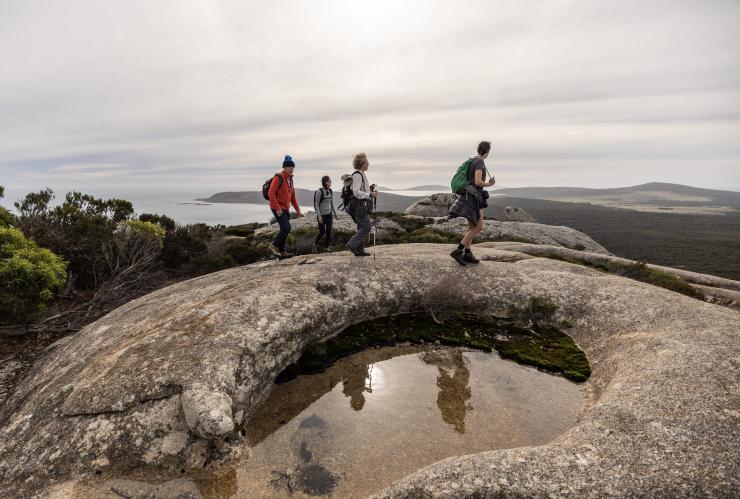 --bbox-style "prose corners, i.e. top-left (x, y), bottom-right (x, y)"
top-left (420, 350), bottom-right (472, 433)
top-left (195, 467), bottom-right (238, 498)
top-left (232, 347), bottom-right (584, 499)
top-left (342, 365), bottom-right (372, 411)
